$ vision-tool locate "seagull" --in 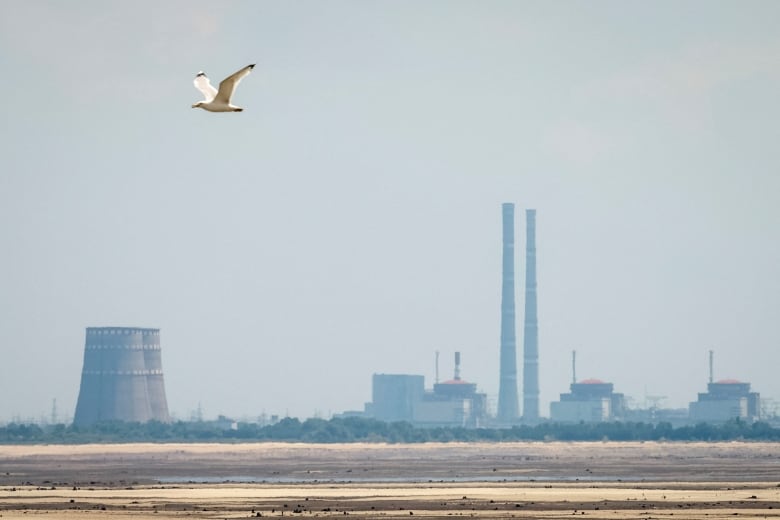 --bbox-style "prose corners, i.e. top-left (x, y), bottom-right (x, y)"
top-left (192, 64), bottom-right (255, 112)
